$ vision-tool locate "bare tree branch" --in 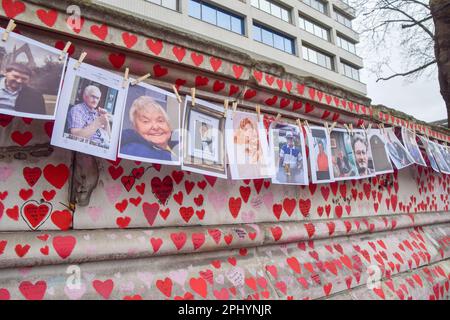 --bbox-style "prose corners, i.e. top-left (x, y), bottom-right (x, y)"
top-left (376, 60), bottom-right (437, 82)
top-left (402, 15), bottom-right (432, 28)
